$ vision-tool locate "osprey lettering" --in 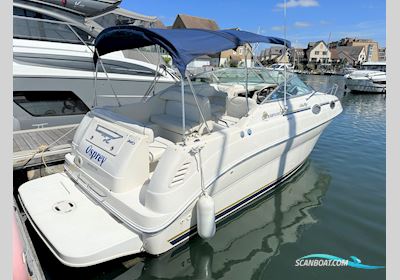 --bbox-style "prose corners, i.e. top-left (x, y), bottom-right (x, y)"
top-left (85, 145), bottom-right (107, 166)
